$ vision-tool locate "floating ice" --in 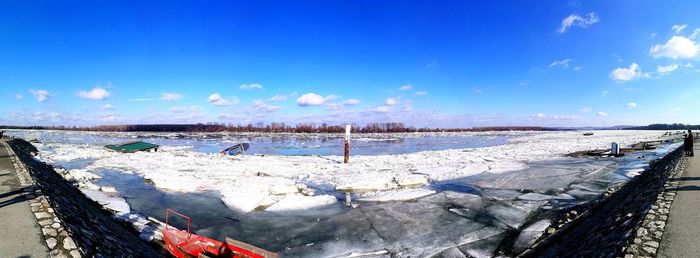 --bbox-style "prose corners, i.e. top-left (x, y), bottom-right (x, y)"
top-left (357, 189), bottom-right (436, 202)
top-left (265, 194), bottom-right (337, 212)
top-left (81, 189), bottom-right (131, 215)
